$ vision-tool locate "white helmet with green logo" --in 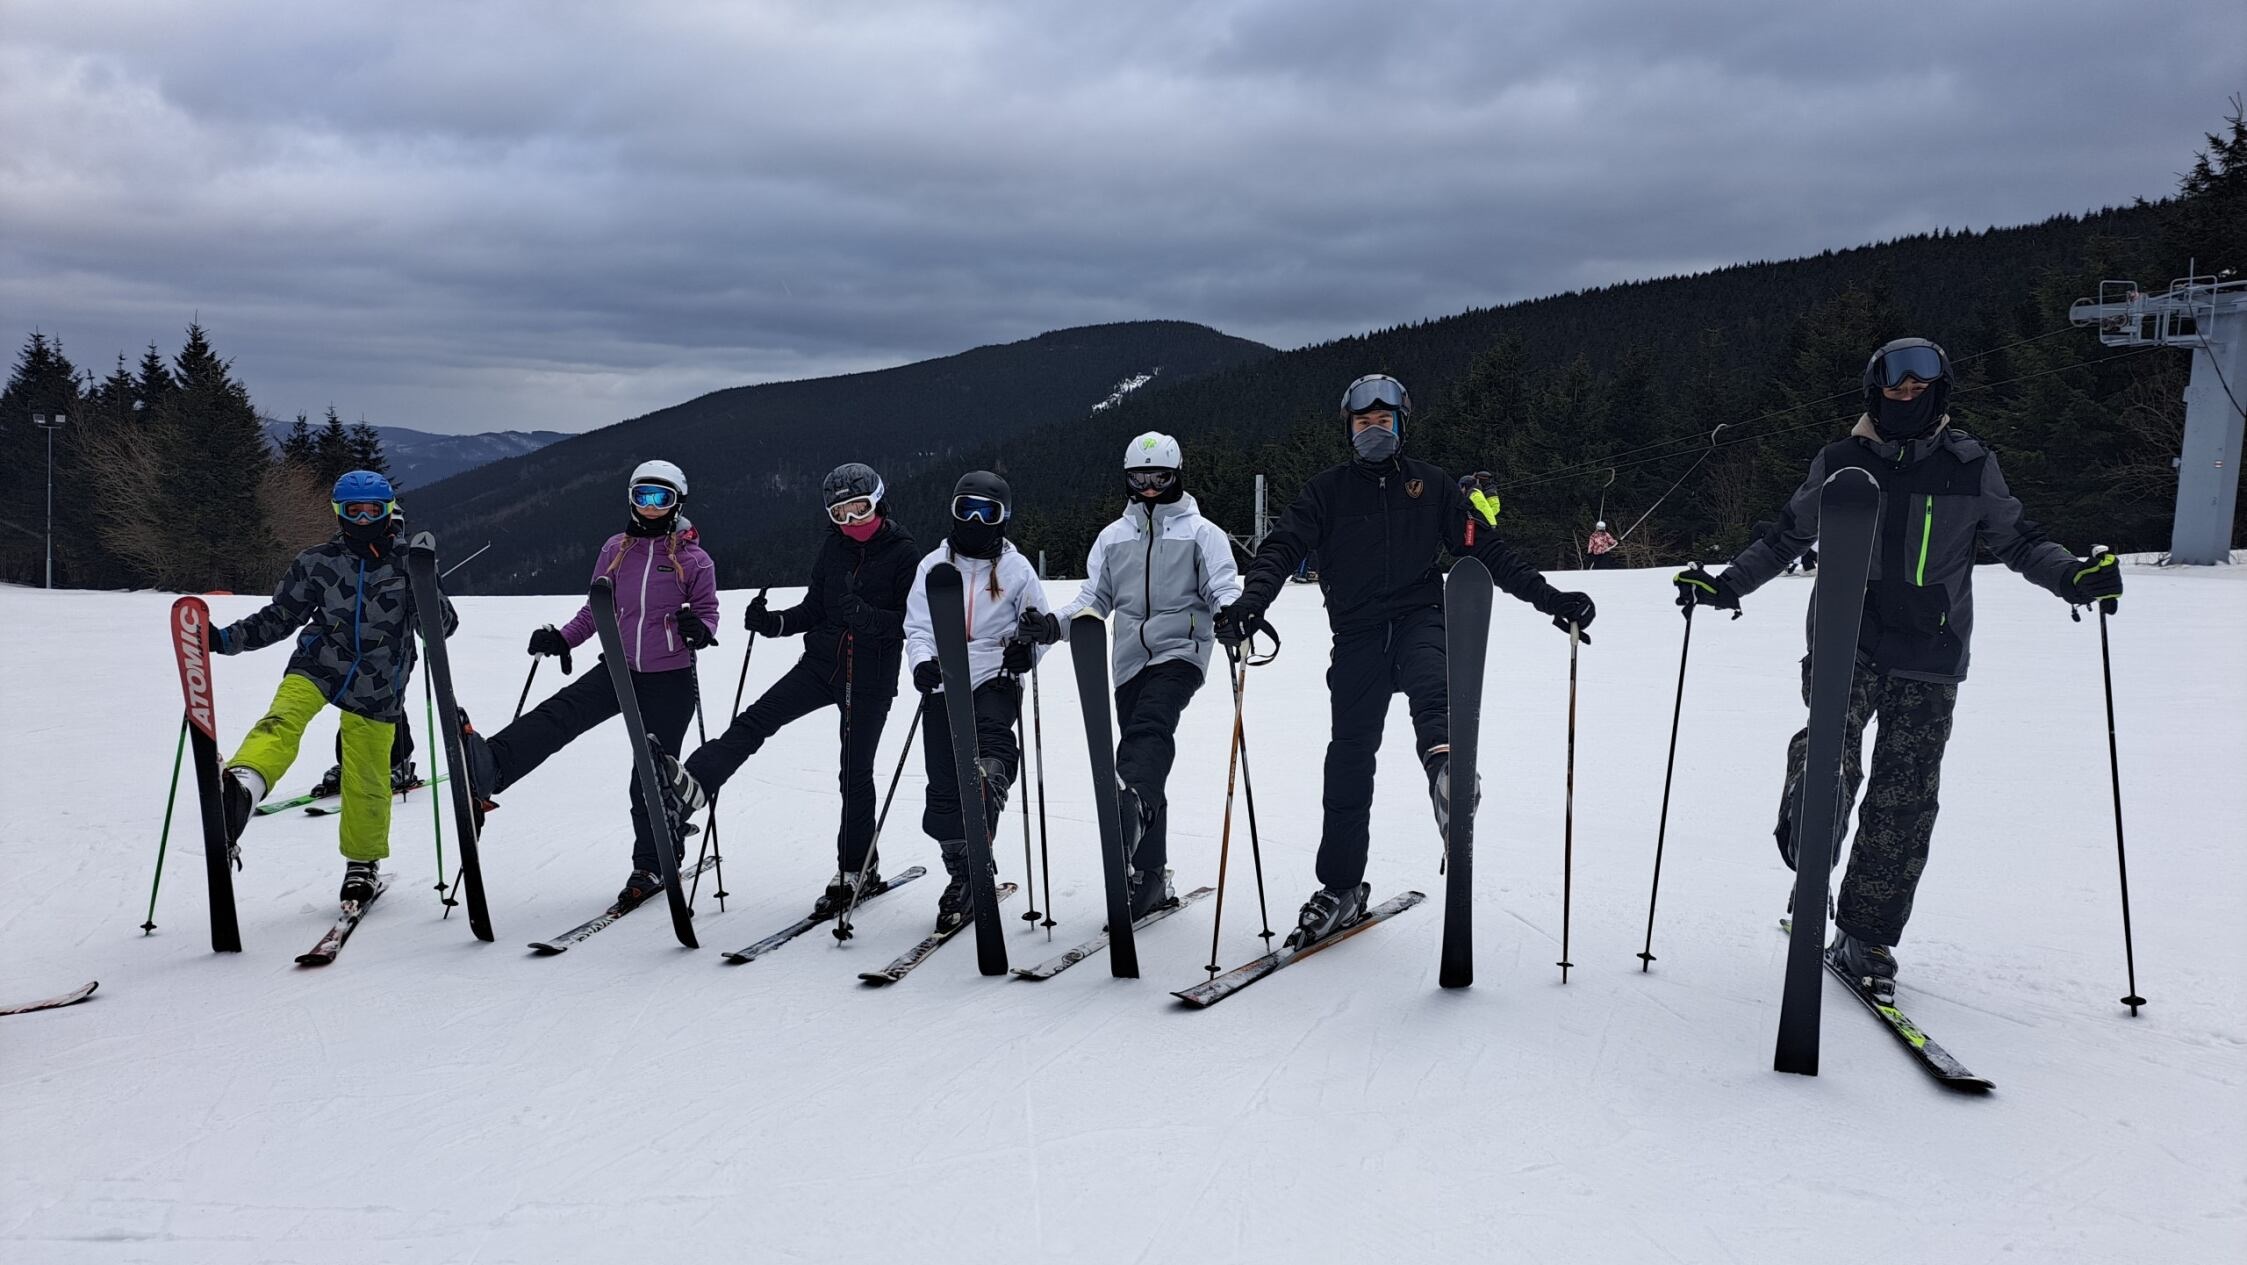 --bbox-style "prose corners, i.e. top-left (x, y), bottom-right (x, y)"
top-left (1123, 432), bottom-right (1182, 471)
